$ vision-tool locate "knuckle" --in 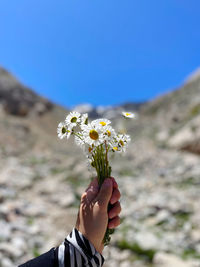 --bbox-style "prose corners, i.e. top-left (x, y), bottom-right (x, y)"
top-left (94, 201), bottom-right (106, 212)
top-left (118, 205), bottom-right (122, 213)
top-left (81, 192), bottom-right (87, 201)
top-left (113, 189), bottom-right (121, 199)
top-left (81, 192), bottom-right (87, 203)
top-left (115, 217), bottom-right (120, 226)
top-left (94, 201), bottom-right (102, 210)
